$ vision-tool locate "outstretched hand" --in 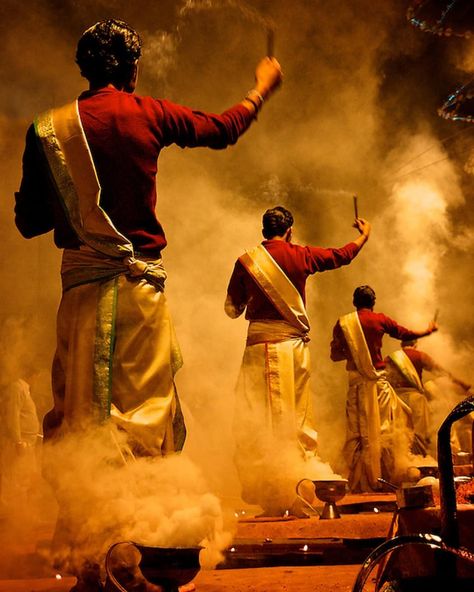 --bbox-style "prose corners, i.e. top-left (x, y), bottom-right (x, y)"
top-left (255, 57), bottom-right (283, 98)
top-left (353, 217), bottom-right (371, 238)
